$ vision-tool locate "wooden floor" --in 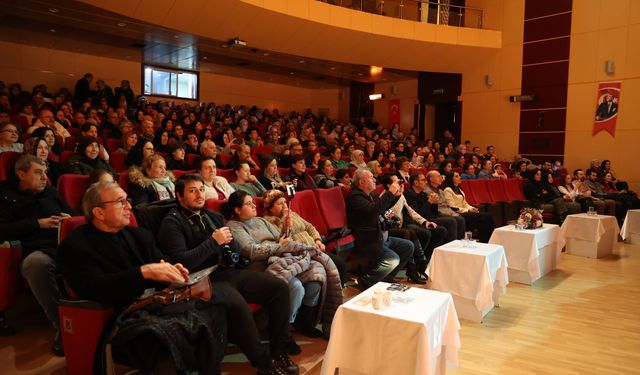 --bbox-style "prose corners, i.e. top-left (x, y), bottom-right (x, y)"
top-left (2, 240), bottom-right (639, 375)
